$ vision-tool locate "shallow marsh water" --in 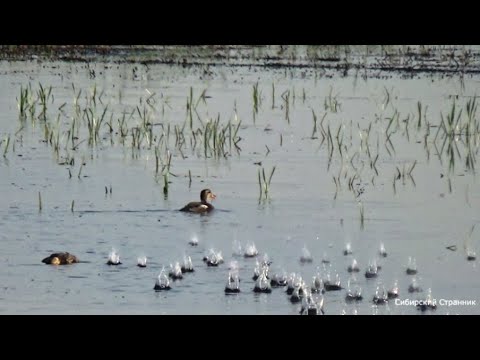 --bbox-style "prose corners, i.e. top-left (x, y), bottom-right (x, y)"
top-left (0, 57), bottom-right (479, 314)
